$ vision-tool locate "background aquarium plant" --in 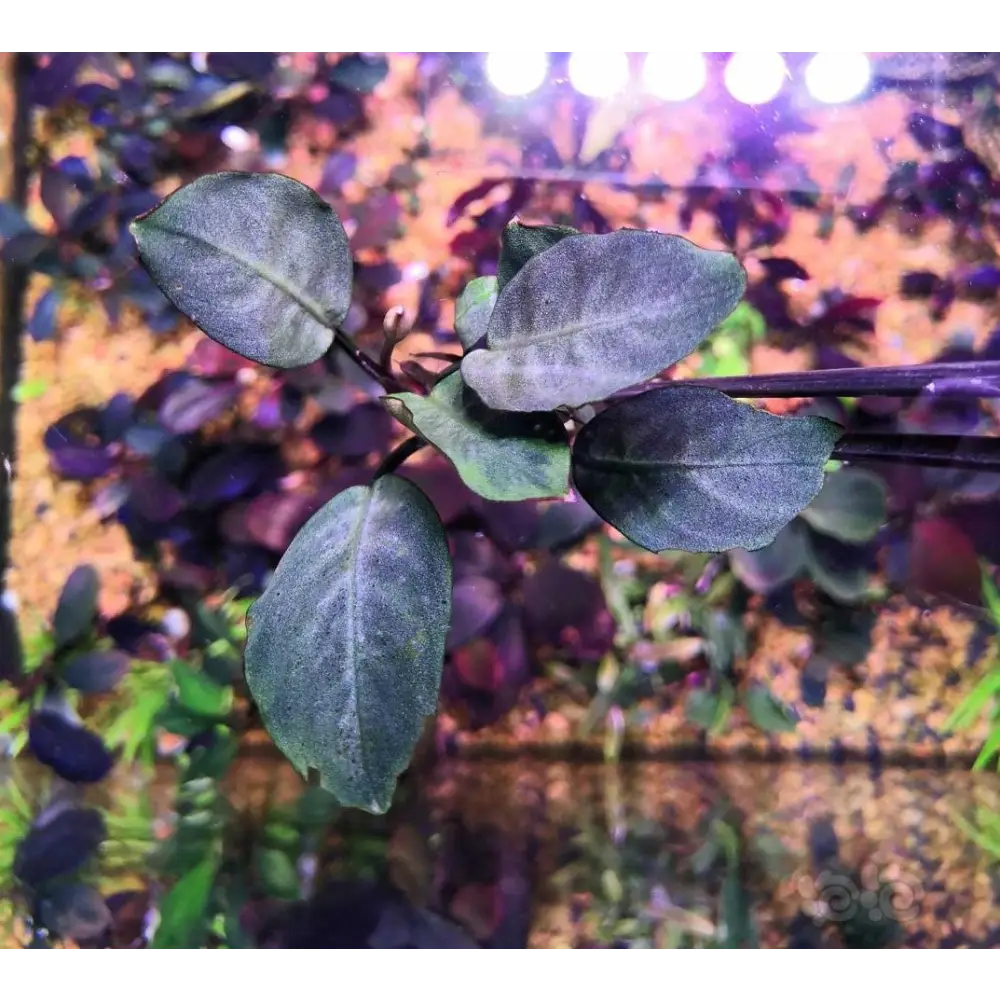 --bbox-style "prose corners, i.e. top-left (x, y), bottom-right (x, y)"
top-left (3, 50), bottom-right (1000, 949)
